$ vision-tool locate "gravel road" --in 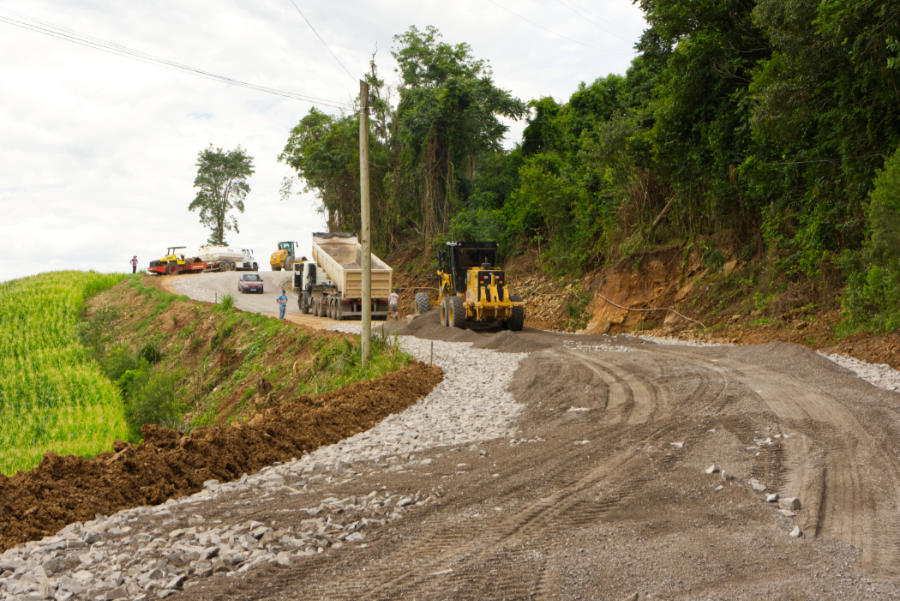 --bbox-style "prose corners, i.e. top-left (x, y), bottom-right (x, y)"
top-left (3, 274), bottom-right (899, 601)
